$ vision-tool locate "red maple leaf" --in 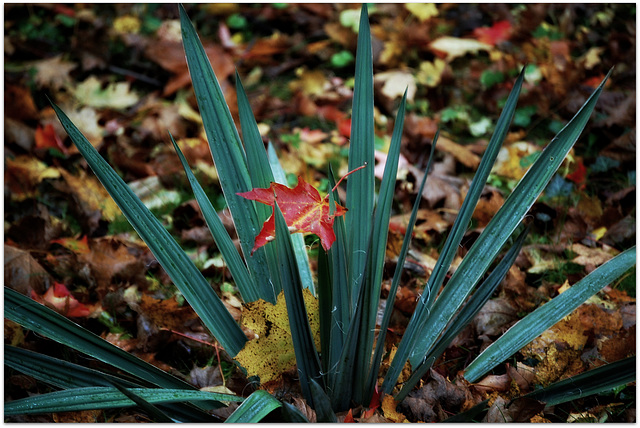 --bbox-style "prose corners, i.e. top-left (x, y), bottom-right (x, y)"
top-left (237, 166), bottom-right (365, 254)
top-left (566, 159), bottom-right (588, 190)
top-left (35, 123), bottom-right (68, 155)
top-left (473, 20), bottom-right (512, 46)
top-left (362, 384), bottom-right (382, 419)
top-left (343, 409), bottom-right (355, 423)
top-left (31, 282), bottom-right (91, 317)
